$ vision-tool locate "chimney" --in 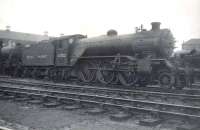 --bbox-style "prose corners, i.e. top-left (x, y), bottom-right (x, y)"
top-left (151, 22), bottom-right (161, 31)
top-left (6, 26), bottom-right (11, 31)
